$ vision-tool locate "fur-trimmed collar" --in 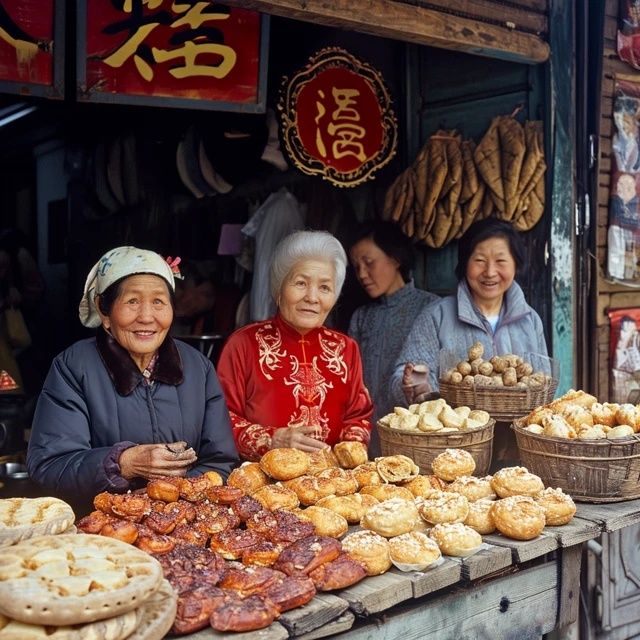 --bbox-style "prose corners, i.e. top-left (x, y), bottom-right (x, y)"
top-left (96, 327), bottom-right (183, 396)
